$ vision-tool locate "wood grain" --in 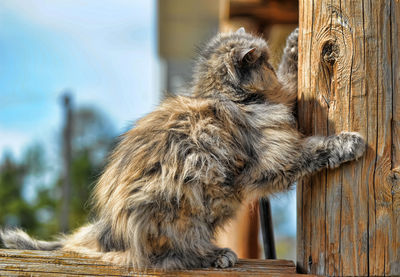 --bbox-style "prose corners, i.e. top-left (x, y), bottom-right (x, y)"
top-left (297, 0), bottom-right (400, 276)
top-left (0, 249), bottom-right (313, 276)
